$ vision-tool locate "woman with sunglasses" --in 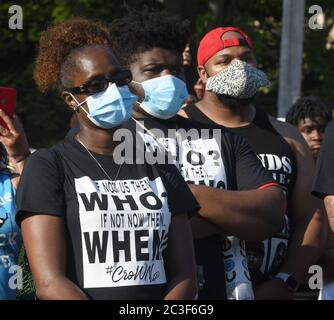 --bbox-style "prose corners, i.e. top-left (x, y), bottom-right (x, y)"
top-left (15, 18), bottom-right (198, 300)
